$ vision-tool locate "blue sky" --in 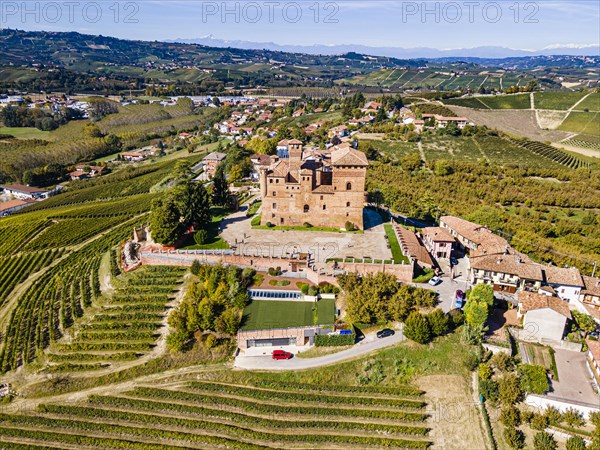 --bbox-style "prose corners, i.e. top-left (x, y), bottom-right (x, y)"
top-left (1, 1), bottom-right (599, 50)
